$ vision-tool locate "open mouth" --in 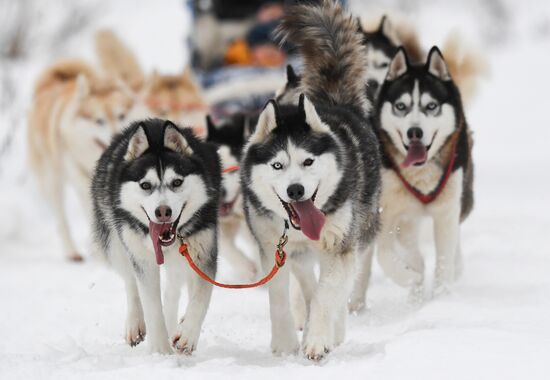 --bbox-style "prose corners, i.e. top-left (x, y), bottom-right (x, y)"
top-left (143, 205), bottom-right (185, 265)
top-left (277, 188), bottom-right (326, 241)
top-left (220, 194), bottom-right (239, 217)
top-left (401, 132), bottom-right (437, 168)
